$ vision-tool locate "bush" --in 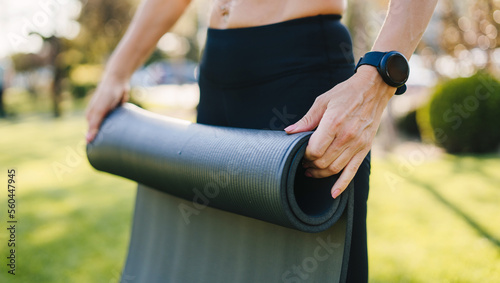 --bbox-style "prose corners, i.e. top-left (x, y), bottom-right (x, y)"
top-left (71, 83), bottom-right (95, 99)
top-left (396, 109), bottom-right (421, 140)
top-left (69, 64), bottom-right (102, 99)
top-left (417, 72), bottom-right (500, 153)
